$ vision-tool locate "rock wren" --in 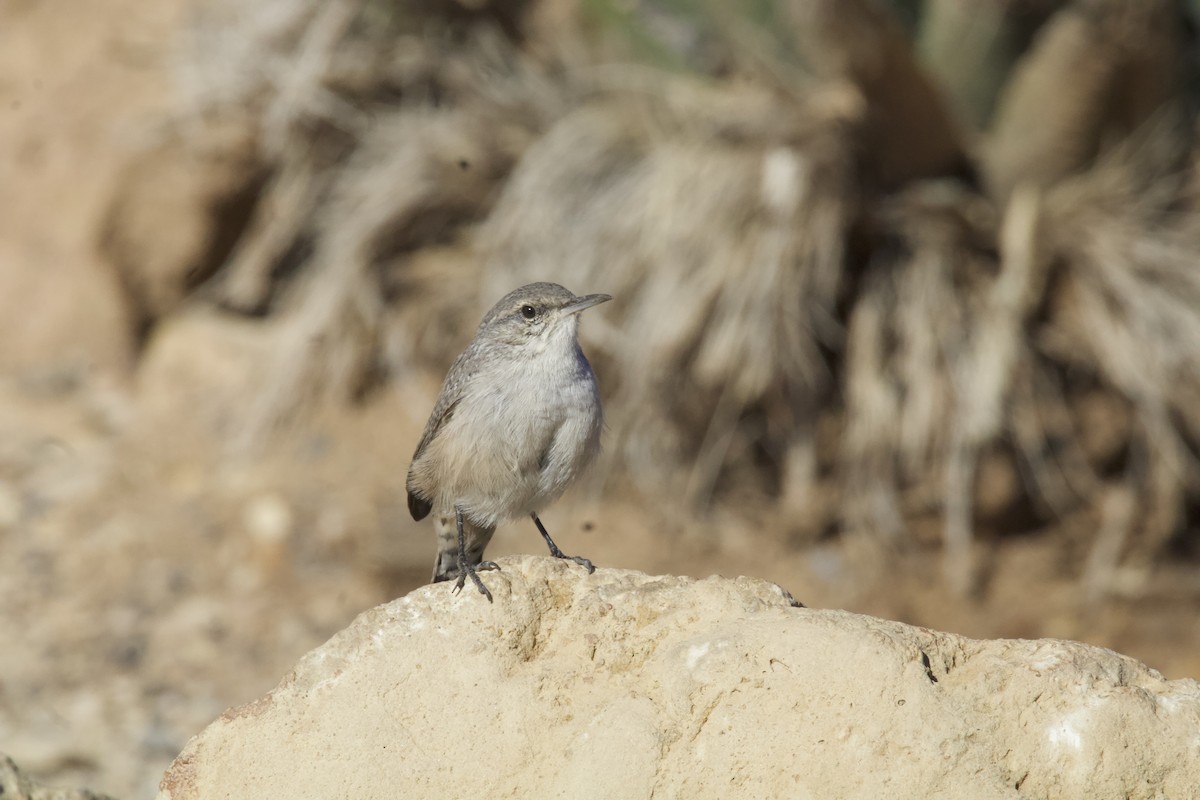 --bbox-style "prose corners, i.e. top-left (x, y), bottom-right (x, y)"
top-left (406, 282), bottom-right (610, 602)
